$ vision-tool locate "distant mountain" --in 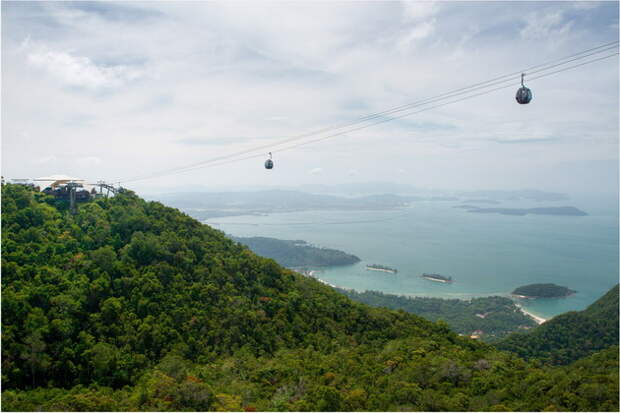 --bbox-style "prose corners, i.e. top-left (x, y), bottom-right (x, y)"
top-left (459, 189), bottom-right (570, 202)
top-left (149, 190), bottom-right (415, 219)
top-left (298, 182), bottom-right (423, 195)
top-left (233, 236), bottom-right (360, 267)
top-left (466, 206), bottom-right (587, 216)
top-left (496, 284), bottom-right (619, 365)
top-left (462, 199), bottom-right (501, 204)
top-left (149, 188), bottom-right (576, 220)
